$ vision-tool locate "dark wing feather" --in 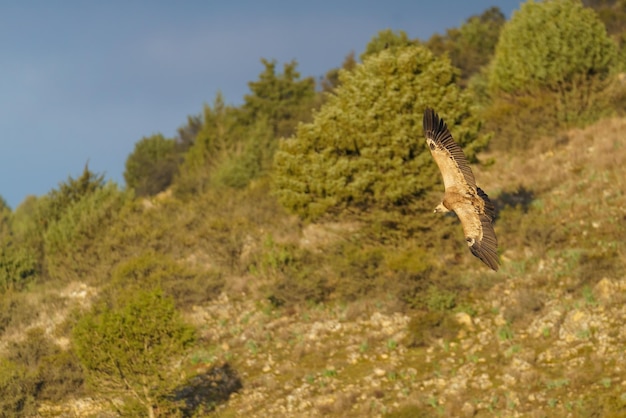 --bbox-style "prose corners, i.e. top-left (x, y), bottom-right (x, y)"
top-left (453, 200), bottom-right (500, 272)
top-left (423, 108), bottom-right (476, 189)
top-left (468, 216), bottom-right (499, 271)
top-left (477, 187), bottom-right (495, 221)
